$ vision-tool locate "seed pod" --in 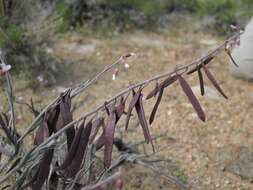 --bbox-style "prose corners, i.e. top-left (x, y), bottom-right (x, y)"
top-left (89, 117), bottom-right (104, 143)
top-left (125, 89), bottom-right (141, 131)
top-left (59, 94), bottom-right (75, 149)
top-left (187, 56), bottom-right (214, 75)
top-left (104, 102), bottom-right (110, 116)
top-left (64, 120), bottom-right (92, 178)
top-left (135, 94), bottom-right (154, 151)
top-left (104, 111), bottom-right (116, 167)
top-left (47, 105), bottom-right (60, 134)
top-left (57, 119), bottom-right (86, 170)
top-left (146, 76), bottom-right (177, 100)
top-left (31, 149), bottom-right (54, 190)
top-left (31, 120), bottom-right (54, 190)
top-left (115, 96), bottom-right (125, 122)
top-left (202, 64), bottom-right (228, 99)
top-left (197, 66), bottom-right (205, 96)
top-left (34, 119), bottom-right (49, 146)
top-left (177, 74), bottom-right (206, 122)
top-left (226, 49), bottom-right (238, 67)
top-left (149, 88), bottom-right (164, 125)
